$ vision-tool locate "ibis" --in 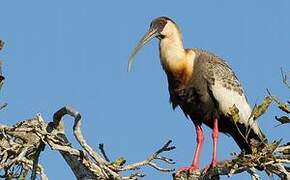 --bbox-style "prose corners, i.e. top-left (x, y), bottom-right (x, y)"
top-left (128, 16), bottom-right (267, 171)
